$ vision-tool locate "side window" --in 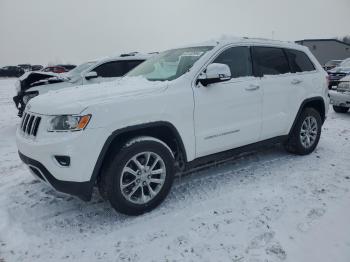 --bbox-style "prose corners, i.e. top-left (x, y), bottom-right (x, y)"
top-left (126, 60), bottom-right (144, 73)
top-left (93, 61), bottom-right (124, 78)
top-left (213, 46), bottom-right (252, 78)
top-left (252, 47), bottom-right (290, 76)
top-left (285, 49), bottom-right (315, 72)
